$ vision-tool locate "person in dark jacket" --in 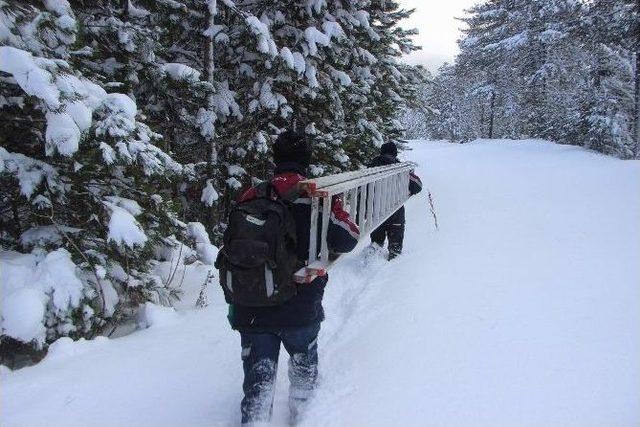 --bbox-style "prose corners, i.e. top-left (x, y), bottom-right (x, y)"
top-left (230, 130), bottom-right (359, 425)
top-left (369, 142), bottom-right (422, 260)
